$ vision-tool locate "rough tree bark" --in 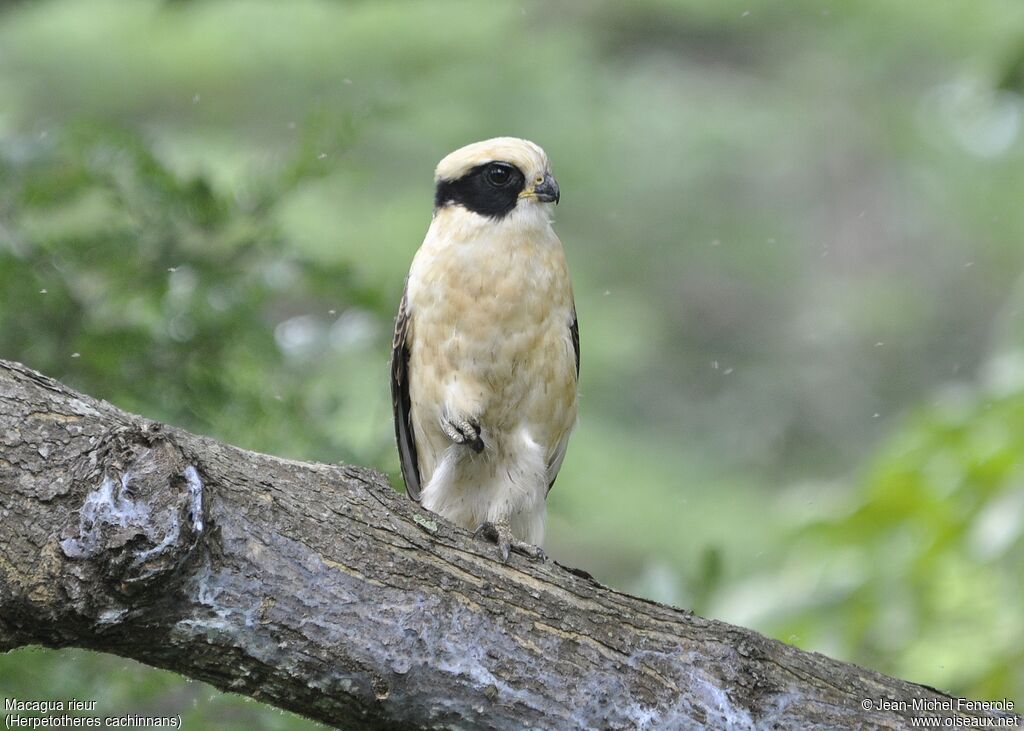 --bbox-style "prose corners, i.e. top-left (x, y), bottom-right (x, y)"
top-left (0, 358), bottom-right (1018, 730)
